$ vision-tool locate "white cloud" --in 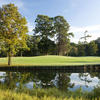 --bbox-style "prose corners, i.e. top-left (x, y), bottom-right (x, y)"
top-left (27, 24), bottom-right (100, 42)
top-left (70, 25), bottom-right (100, 43)
top-left (70, 25), bottom-right (100, 33)
top-left (27, 22), bottom-right (34, 35)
